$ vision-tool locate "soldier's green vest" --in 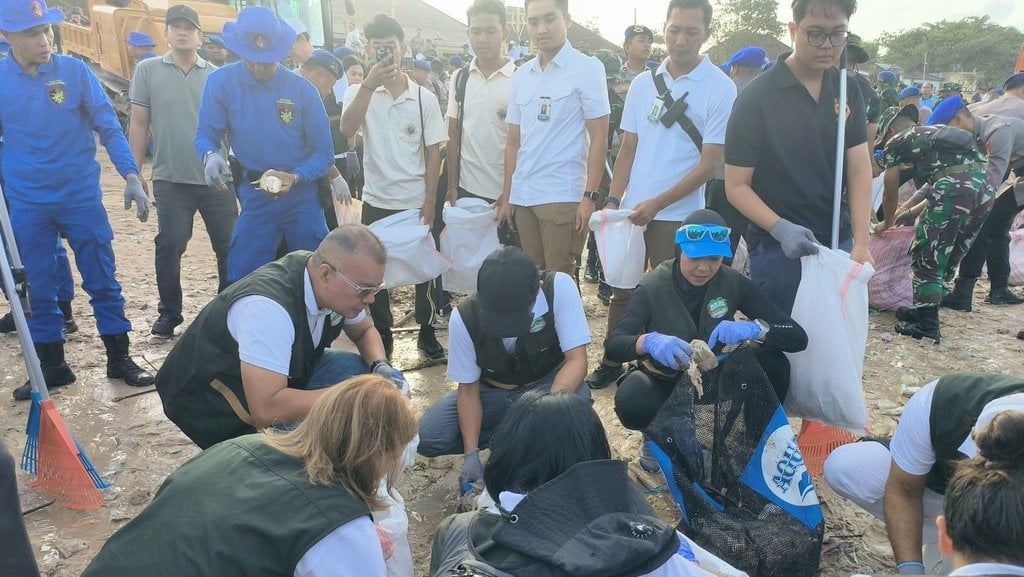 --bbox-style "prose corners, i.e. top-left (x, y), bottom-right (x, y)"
top-left (458, 271), bottom-right (562, 388)
top-left (639, 260), bottom-right (741, 343)
top-left (156, 252), bottom-right (345, 448)
top-left (926, 373), bottom-right (1024, 494)
top-left (81, 435), bottom-right (369, 577)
